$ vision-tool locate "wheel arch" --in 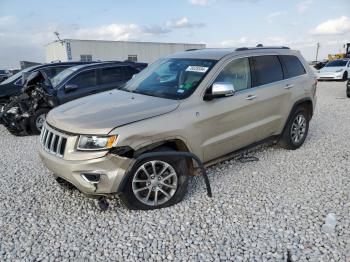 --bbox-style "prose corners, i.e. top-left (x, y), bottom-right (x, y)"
top-left (134, 139), bottom-right (195, 176)
top-left (282, 98), bottom-right (313, 134)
